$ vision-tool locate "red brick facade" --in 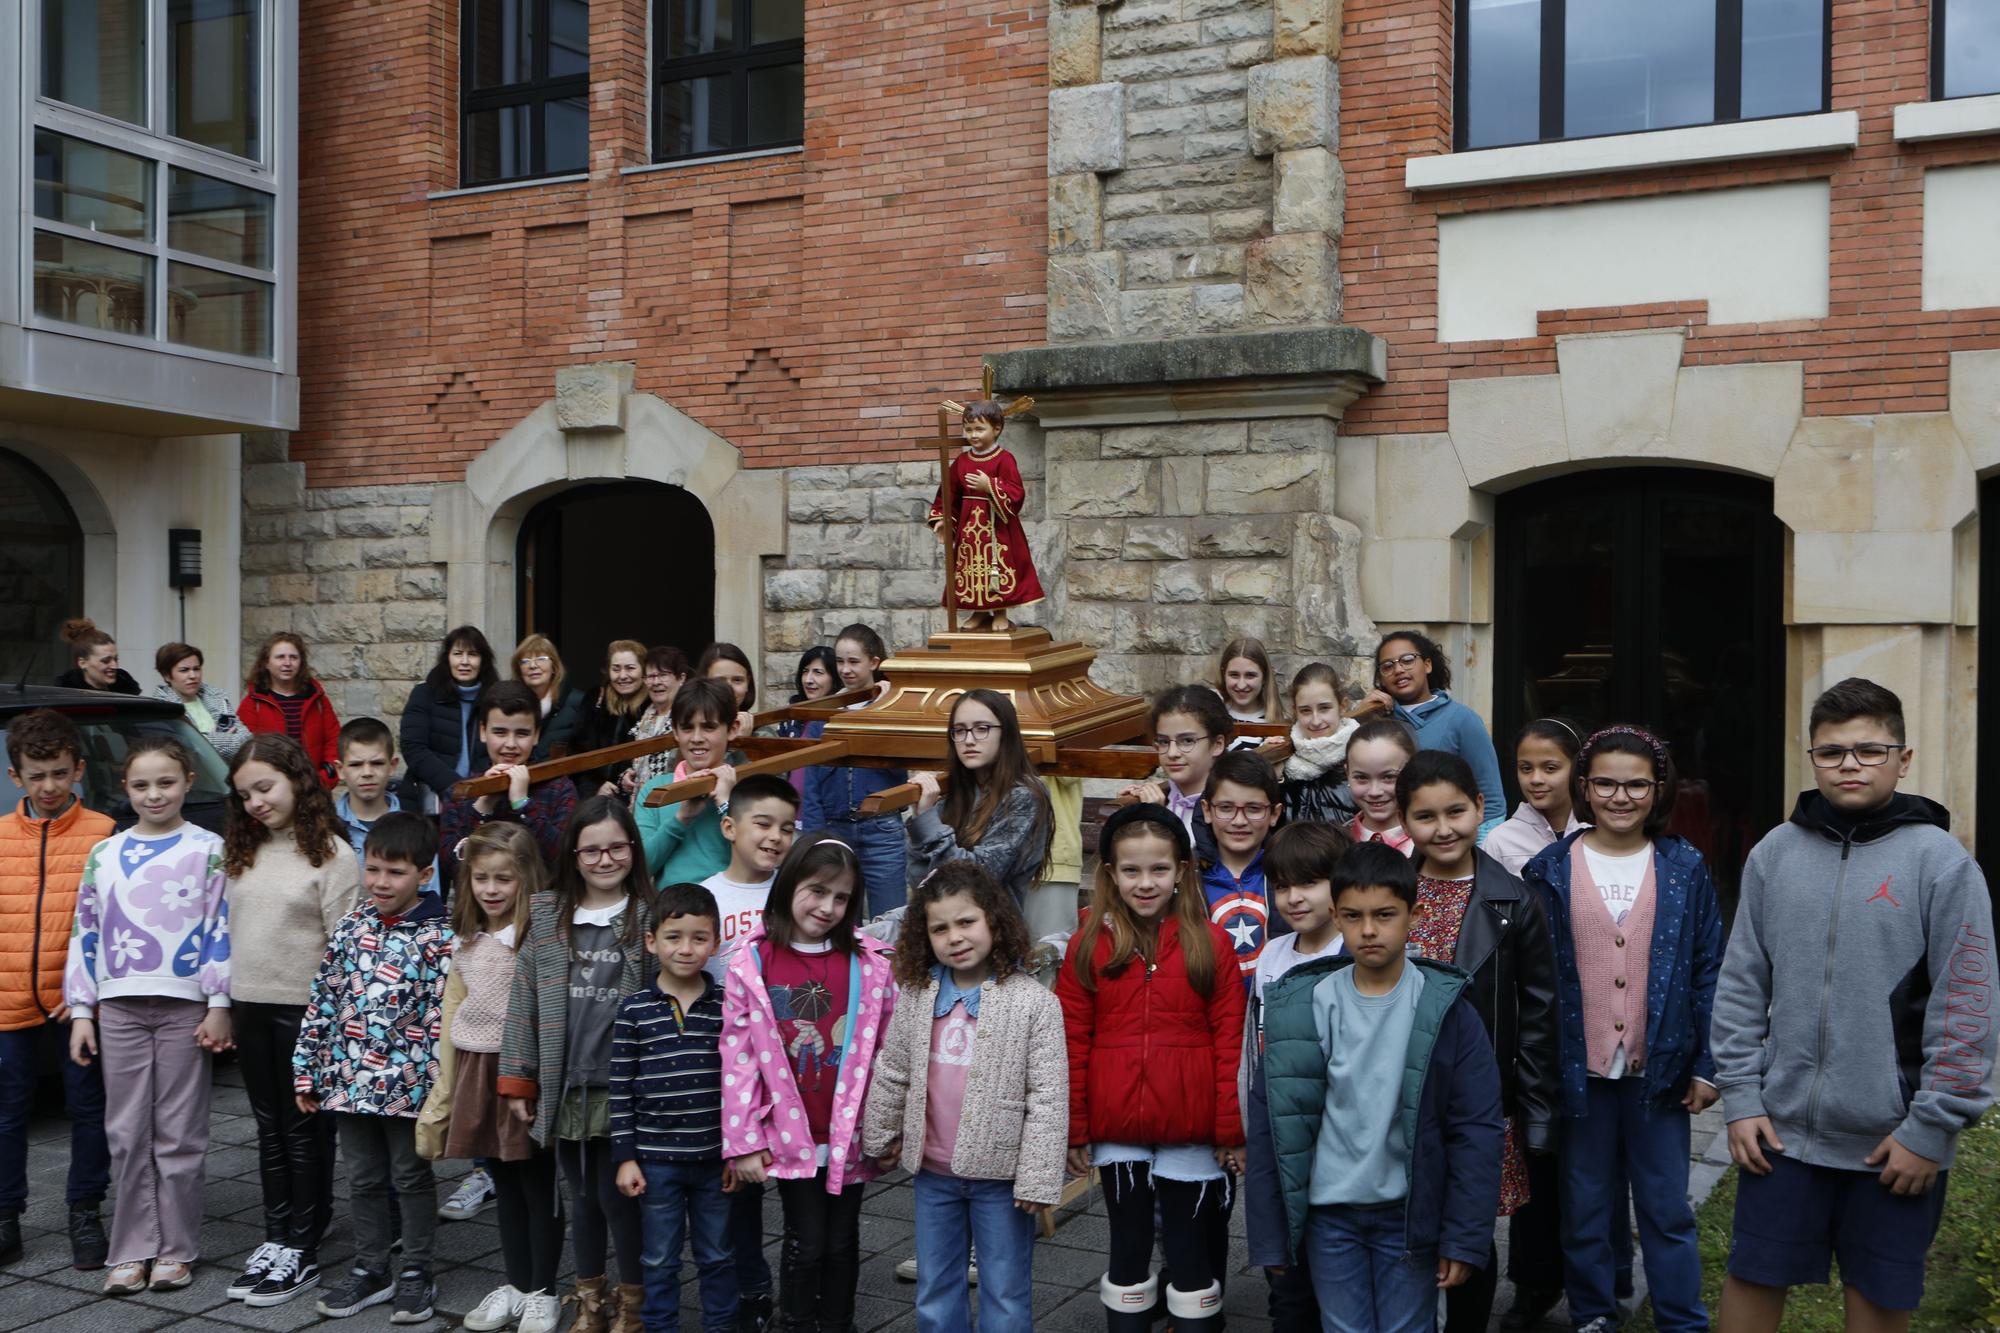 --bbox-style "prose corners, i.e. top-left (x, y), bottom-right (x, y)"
top-left (294, 0), bottom-right (1048, 488)
top-left (1337, 0), bottom-right (2000, 435)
